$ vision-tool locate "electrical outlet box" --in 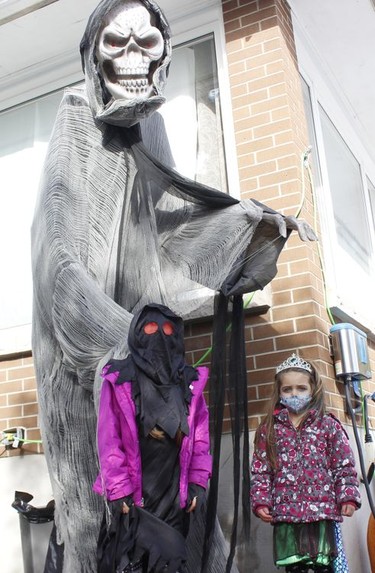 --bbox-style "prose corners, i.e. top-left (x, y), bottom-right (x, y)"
top-left (330, 323), bottom-right (371, 380)
top-left (1, 427), bottom-right (25, 449)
